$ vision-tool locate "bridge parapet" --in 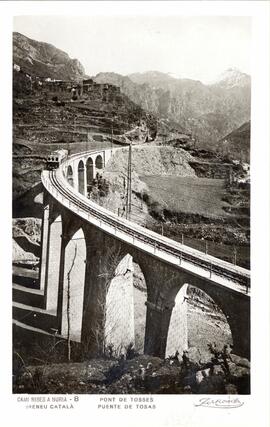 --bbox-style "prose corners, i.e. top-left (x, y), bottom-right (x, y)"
top-left (13, 147), bottom-right (250, 360)
top-left (41, 148), bottom-right (251, 296)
